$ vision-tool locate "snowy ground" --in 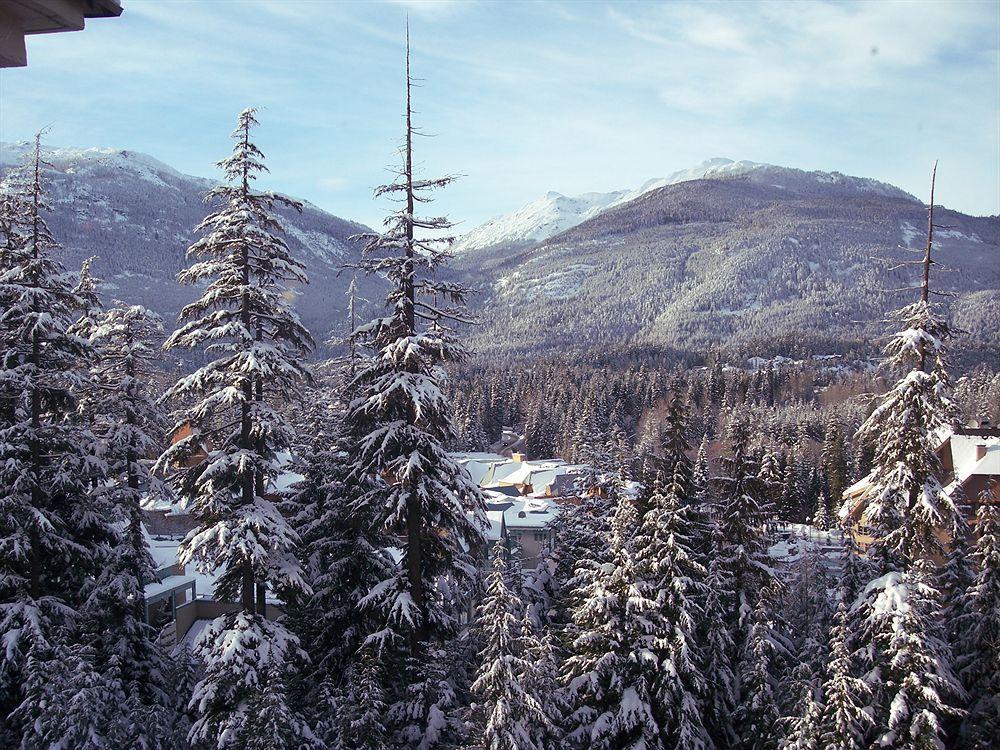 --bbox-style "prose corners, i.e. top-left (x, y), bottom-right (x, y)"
top-left (768, 523), bottom-right (845, 570)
